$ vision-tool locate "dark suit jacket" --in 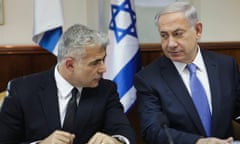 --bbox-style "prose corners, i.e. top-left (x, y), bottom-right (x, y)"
top-left (134, 49), bottom-right (240, 144)
top-left (0, 67), bottom-right (136, 144)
